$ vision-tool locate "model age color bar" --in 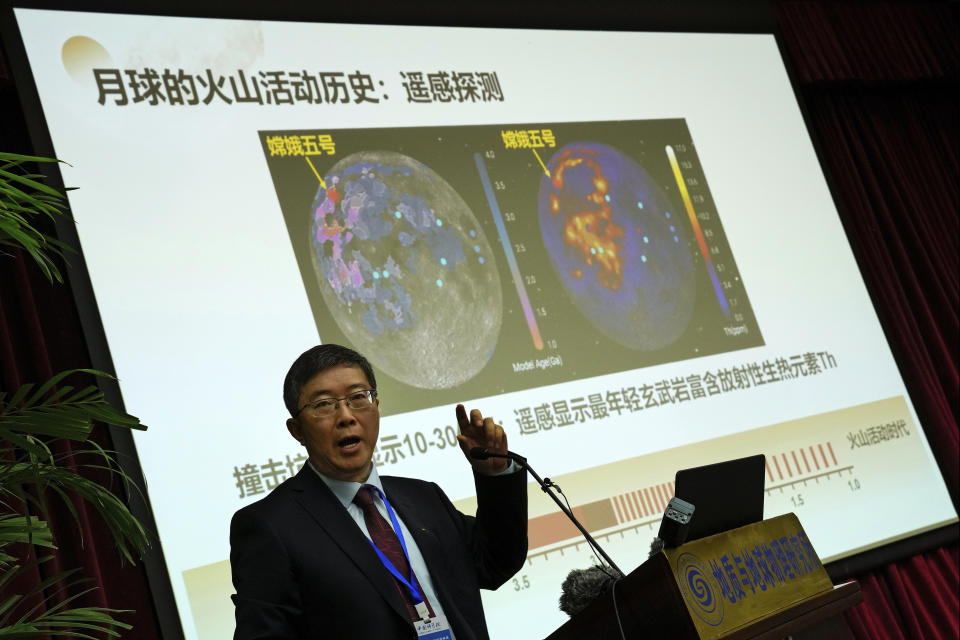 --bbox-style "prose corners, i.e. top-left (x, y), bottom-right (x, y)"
top-left (474, 153), bottom-right (544, 350)
top-left (666, 145), bottom-right (729, 315)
